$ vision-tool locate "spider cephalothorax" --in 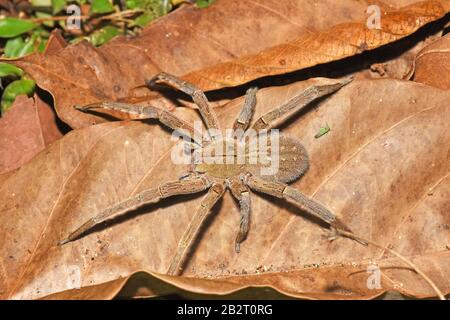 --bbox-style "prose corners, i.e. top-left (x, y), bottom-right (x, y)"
top-left (61, 73), bottom-right (352, 275)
